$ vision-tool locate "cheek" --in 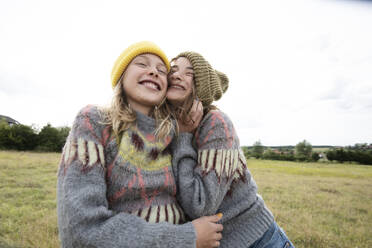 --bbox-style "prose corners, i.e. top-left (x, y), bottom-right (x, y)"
top-left (122, 70), bottom-right (135, 85)
top-left (186, 80), bottom-right (194, 96)
top-left (160, 75), bottom-right (168, 87)
top-left (122, 77), bottom-right (132, 92)
top-left (185, 89), bottom-right (193, 99)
